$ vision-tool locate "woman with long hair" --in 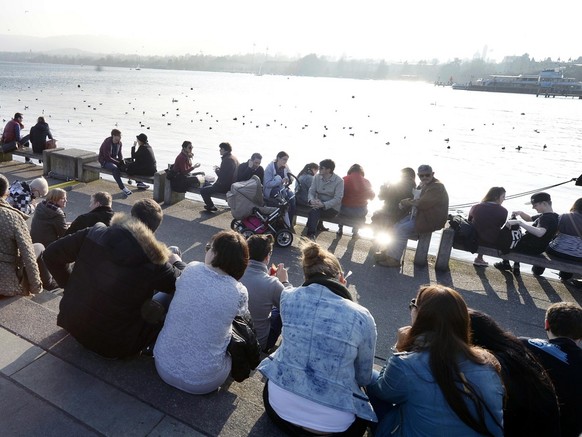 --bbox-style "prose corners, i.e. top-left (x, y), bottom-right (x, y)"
top-left (469, 309), bottom-right (560, 436)
top-left (258, 241), bottom-right (377, 436)
top-left (546, 197), bottom-right (582, 280)
top-left (154, 230), bottom-right (249, 394)
top-left (367, 285), bottom-right (504, 436)
top-left (295, 162), bottom-right (319, 207)
top-left (468, 186), bottom-right (508, 266)
top-left (263, 151), bottom-right (296, 225)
